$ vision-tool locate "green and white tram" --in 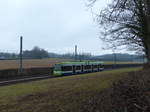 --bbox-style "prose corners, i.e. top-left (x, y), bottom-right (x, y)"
top-left (53, 61), bottom-right (104, 76)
